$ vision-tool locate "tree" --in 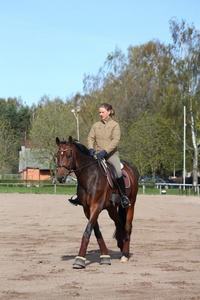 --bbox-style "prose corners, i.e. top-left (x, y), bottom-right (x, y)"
top-left (127, 113), bottom-right (181, 179)
top-left (169, 18), bottom-right (200, 187)
top-left (127, 40), bottom-right (175, 116)
top-left (0, 119), bottom-right (17, 176)
top-left (0, 98), bottom-right (32, 173)
top-left (30, 98), bottom-right (75, 174)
